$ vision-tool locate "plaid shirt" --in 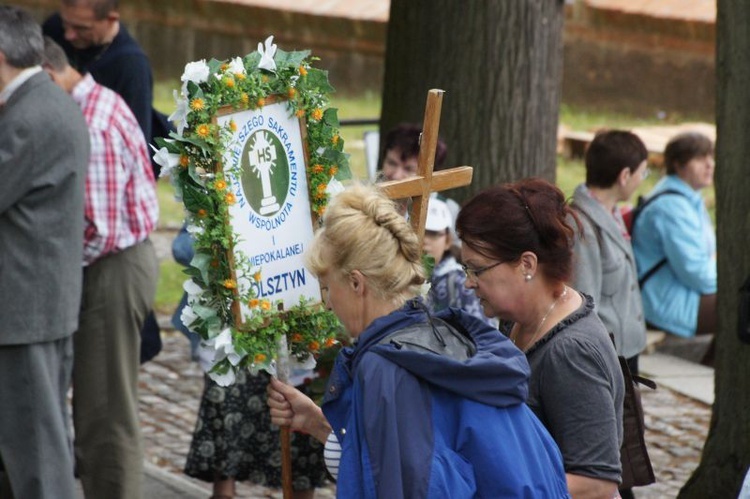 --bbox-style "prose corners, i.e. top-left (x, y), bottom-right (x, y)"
top-left (71, 74), bottom-right (159, 265)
